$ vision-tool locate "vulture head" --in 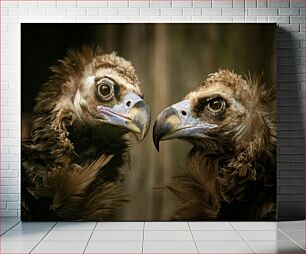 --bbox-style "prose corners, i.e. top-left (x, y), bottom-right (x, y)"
top-left (72, 53), bottom-right (150, 139)
top-left (153, 69), bottom-right (275, 156)
top-left (153, 69), bottom-right (276, 220)
top-left (22, 46), bottom-right (151, 220)
top-left (33, 46), bottom-right (150, 163)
